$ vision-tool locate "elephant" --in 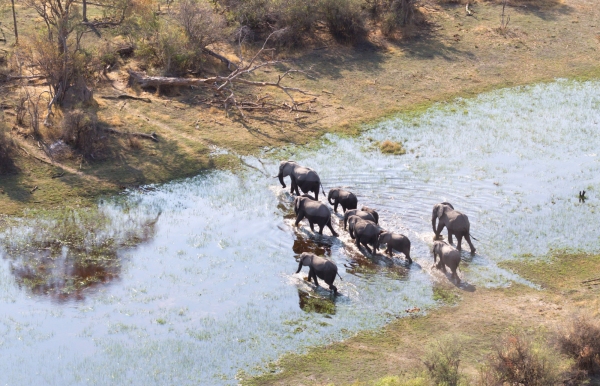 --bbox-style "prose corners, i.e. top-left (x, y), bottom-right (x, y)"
top-left (278, 161), bottom-right (325, 200)
top-left (432, 241), bottom-right (461, 284)
top-left (294, 196), bottom-right (339, 237)
top-left (375, 231), bottom-right (412, 264)
top-left (328, 188), bottom-right (358, 213)
top-left (296, 252), bottom-right (341, 294)
top-left (343, 209), bottom-right (377, 230)
top-left (347, 215), bottom-right (382, 255)
top-left (360, 206), bottom-right (379, 224)
top-left (431, 202), bottom-right (476, 253)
